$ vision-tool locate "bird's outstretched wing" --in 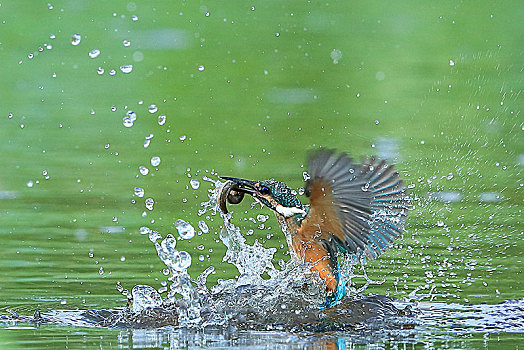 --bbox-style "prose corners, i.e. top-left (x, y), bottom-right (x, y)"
top-left (301, 149), bottom-right (408, 260)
